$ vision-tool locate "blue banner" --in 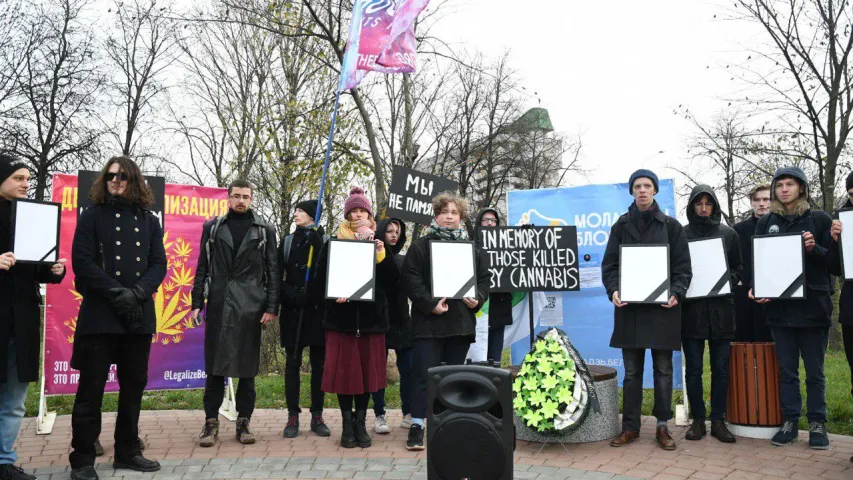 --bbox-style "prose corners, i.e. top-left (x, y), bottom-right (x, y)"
top-left (507, 180), bottom-right (683, 388)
